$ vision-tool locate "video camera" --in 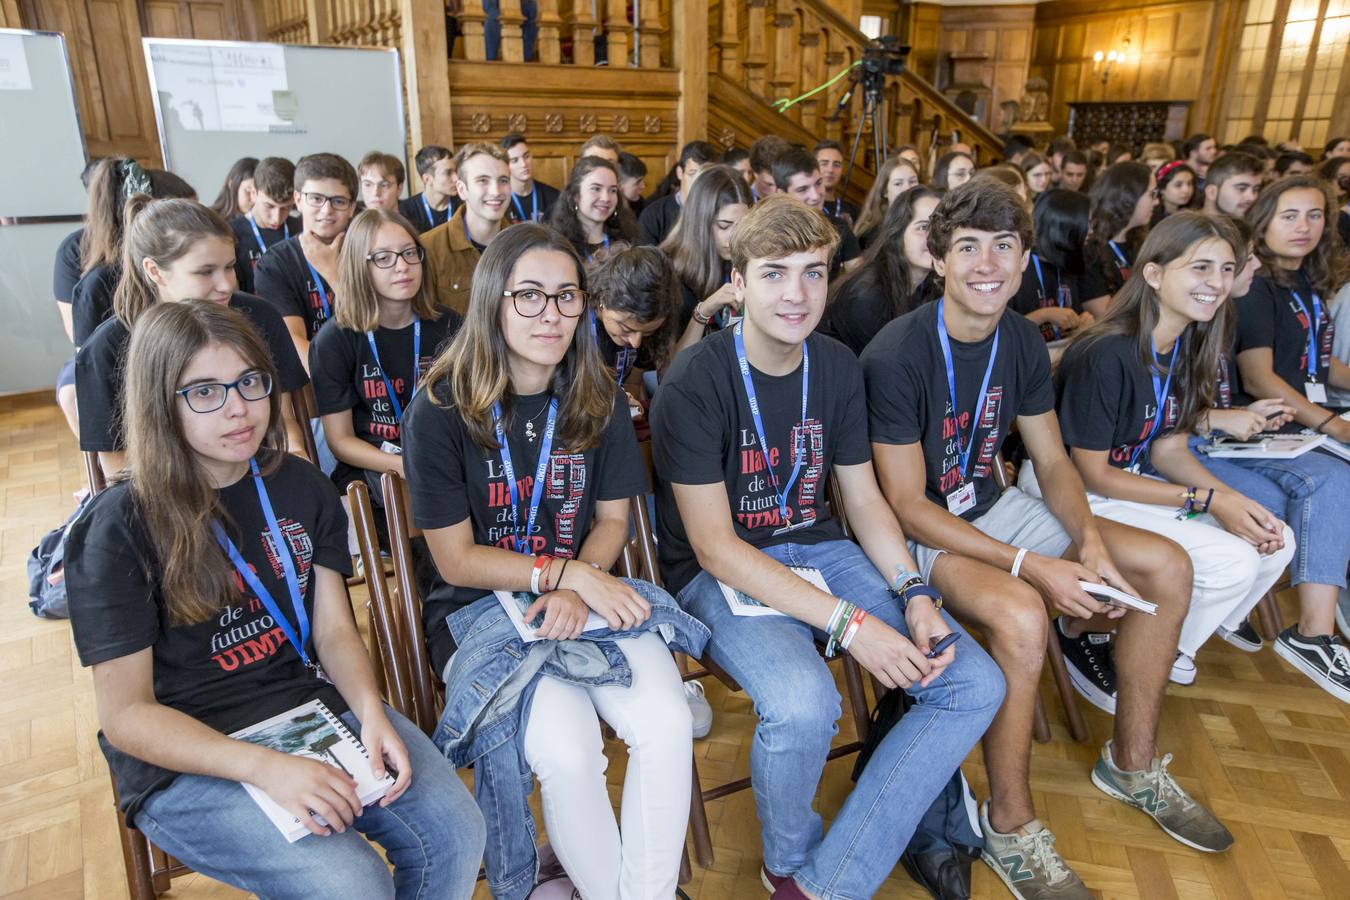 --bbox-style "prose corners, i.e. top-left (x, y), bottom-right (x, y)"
top-left (860, 36), bottom-right (910, 78)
